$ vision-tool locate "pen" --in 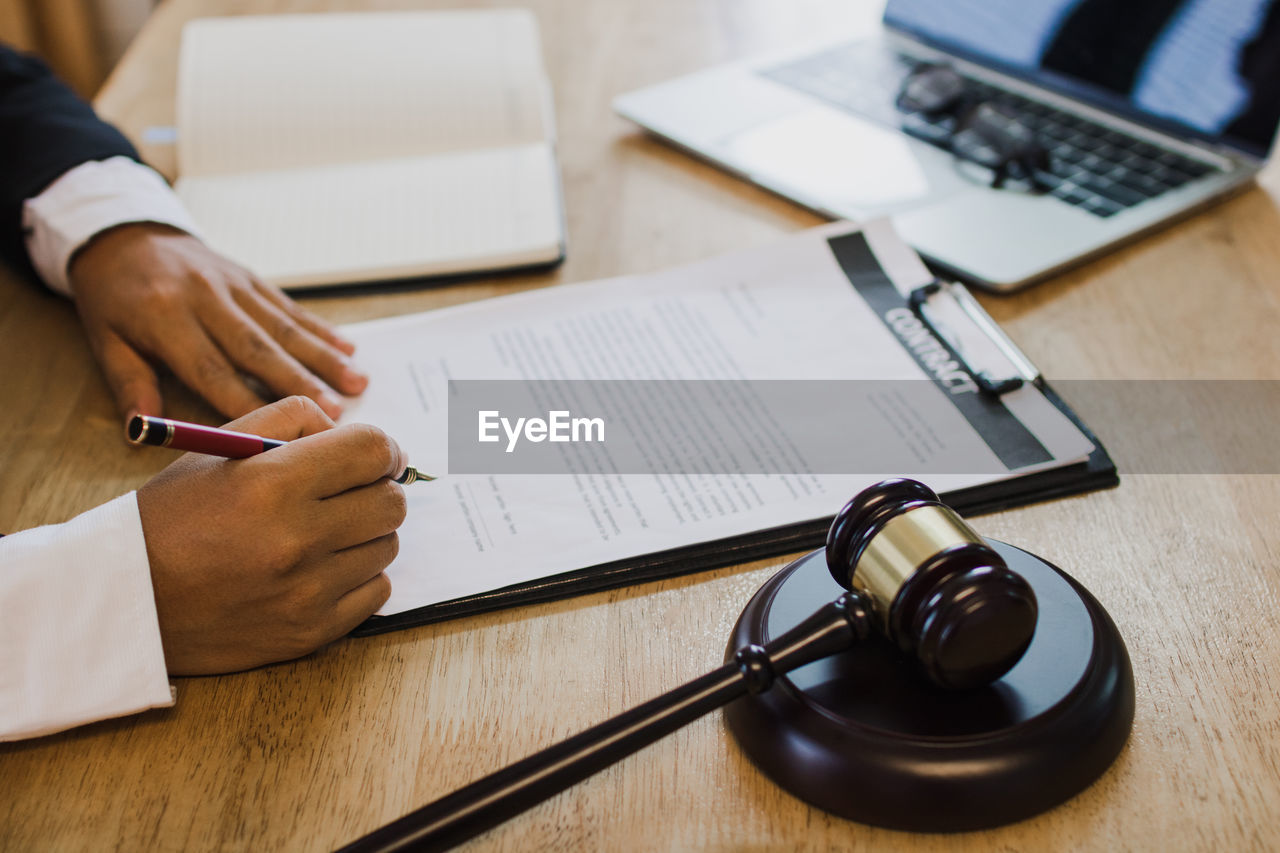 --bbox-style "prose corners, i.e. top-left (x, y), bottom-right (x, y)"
top-left (126, 414), bottom-right (434, 485)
